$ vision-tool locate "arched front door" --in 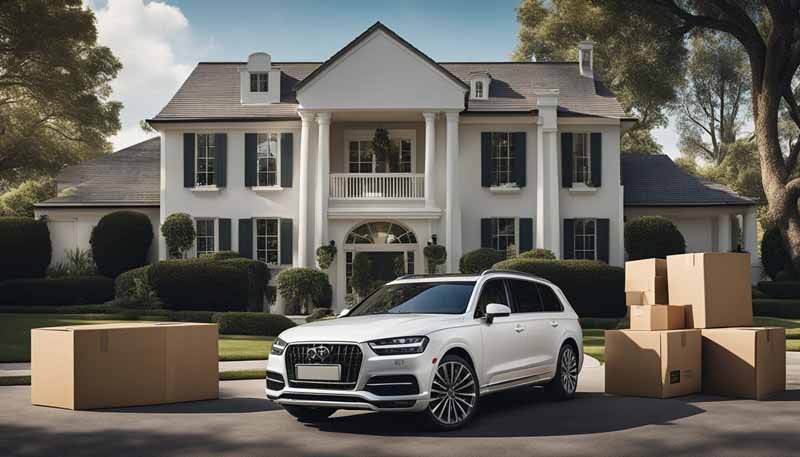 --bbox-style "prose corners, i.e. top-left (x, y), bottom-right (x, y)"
top-left (344, 221), bottom-right (418, 294)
